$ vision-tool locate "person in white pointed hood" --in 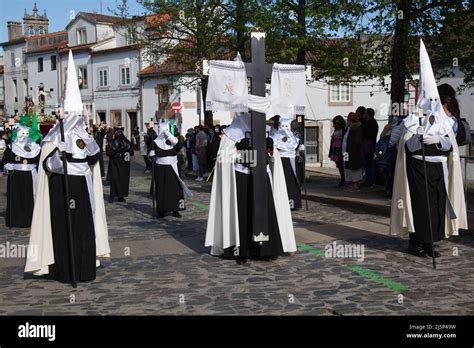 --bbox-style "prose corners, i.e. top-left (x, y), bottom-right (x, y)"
top-left (149, 119), bottom-right (192, 218)
top-left (390, 39), bottom-right (467, 258)
top-left (205, 112), bottom-right (297, 263)
top-left (24, 50), bottom-right (110, 283)
top-left (271, 117), bottom-right (303, 210)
